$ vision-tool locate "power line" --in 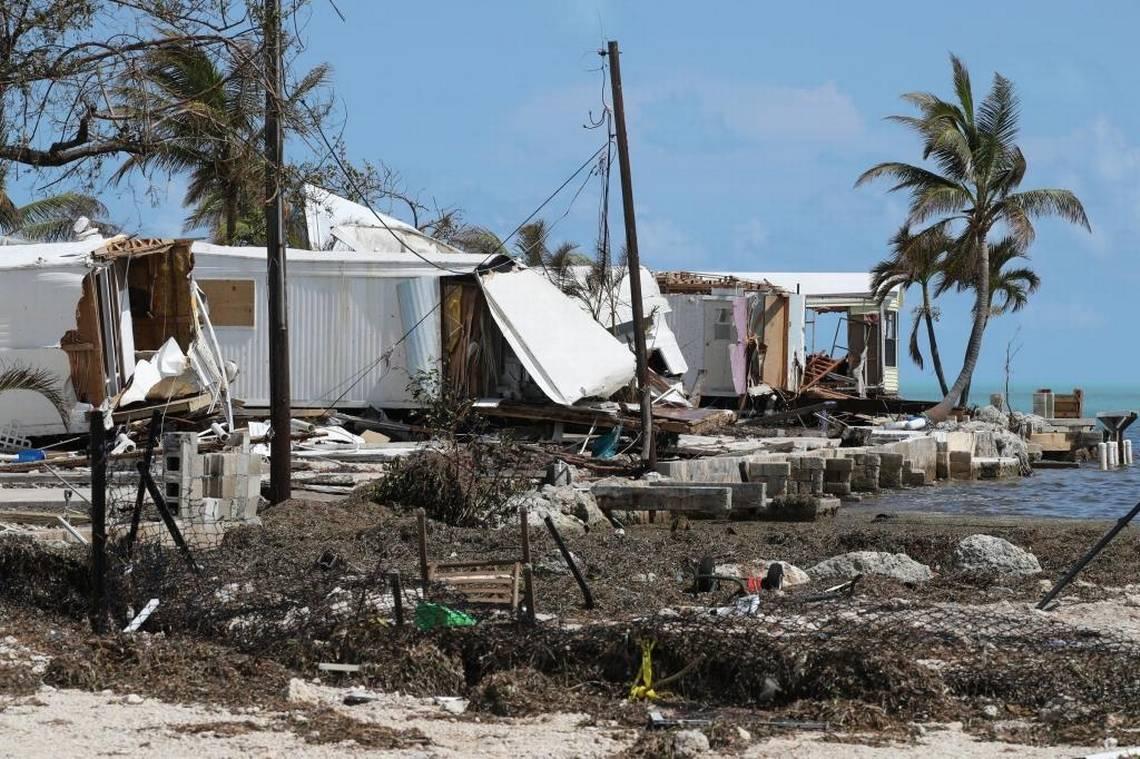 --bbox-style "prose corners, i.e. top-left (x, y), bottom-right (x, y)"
top-left (298, 98), bottom-right (609, 275)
